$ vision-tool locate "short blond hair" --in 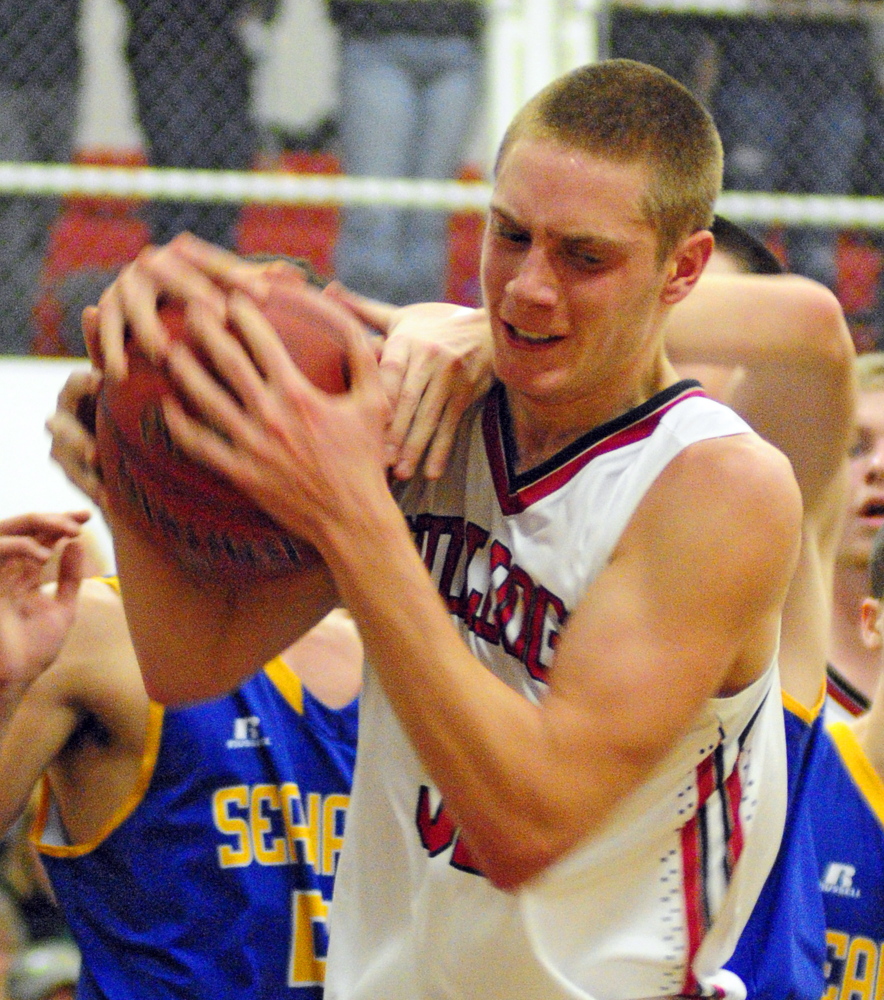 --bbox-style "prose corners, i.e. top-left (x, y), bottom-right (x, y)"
top-left (495, 59), bottom-right (723, 260)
